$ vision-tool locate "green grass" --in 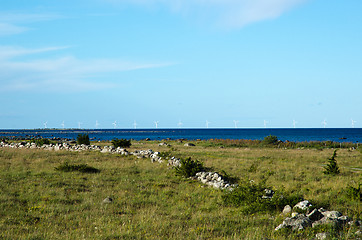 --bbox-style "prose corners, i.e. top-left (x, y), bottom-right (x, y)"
top-left (0, 141), bottom-right (361, 239)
